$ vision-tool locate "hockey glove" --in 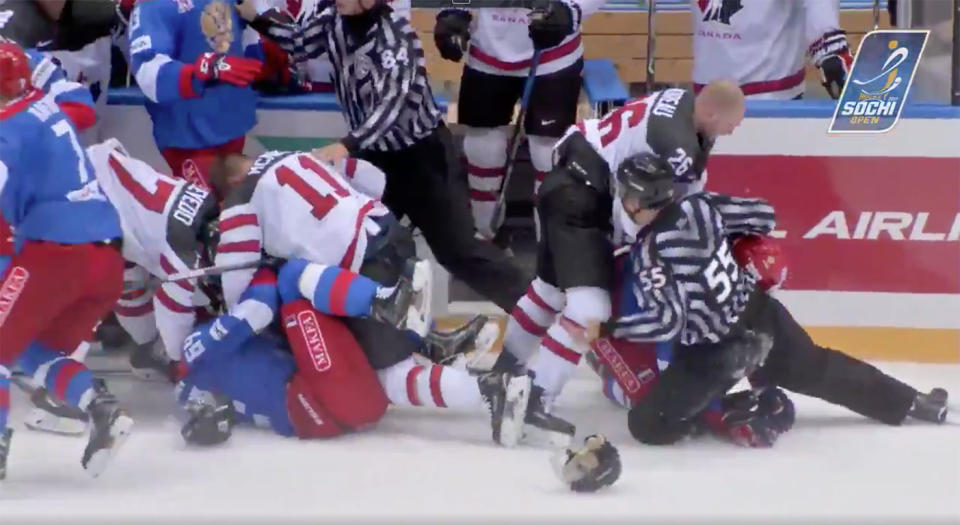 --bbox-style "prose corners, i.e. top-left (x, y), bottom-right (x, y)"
top-left (529, 0), bottom-right (576, 50)
top-left (552, 434), bottom-right (622, 493)
top-left (194, 52), bottom-right (263, 88)
top-left (434, 9), bottom-right (472, 62)
top-left (732, 235), bottom-right (788, 291)
top-left (811, 30), bottom-right (853, 99)
top-left (702, 388), bottom-right (794, 448)
top-left (181, 394), bottom-right (236, 446)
